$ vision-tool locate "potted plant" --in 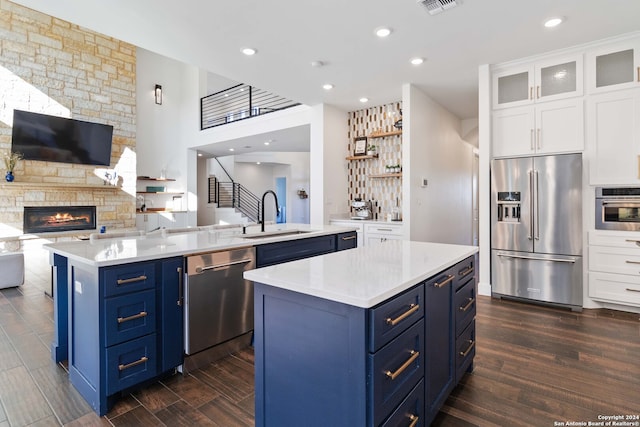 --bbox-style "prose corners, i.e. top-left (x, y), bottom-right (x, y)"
top-left (366, 144), bottom-right (377, 156)
top-left (3, 151), bottom-right (22, 182)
